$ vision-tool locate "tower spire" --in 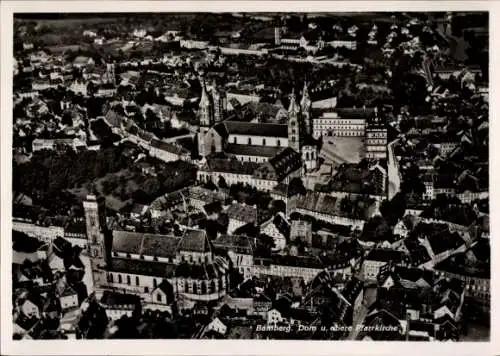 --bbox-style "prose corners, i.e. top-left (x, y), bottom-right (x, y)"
top-left (300, 81), bottom-right (311, 110)
top-left (300, 81), bottom-right (312, 136)
top-left (197, 76), bottom-right (214, 127)
top-left (288, 87), bottom-right (301, 152)
top-left (288, 87), bottom-right (299, 114)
